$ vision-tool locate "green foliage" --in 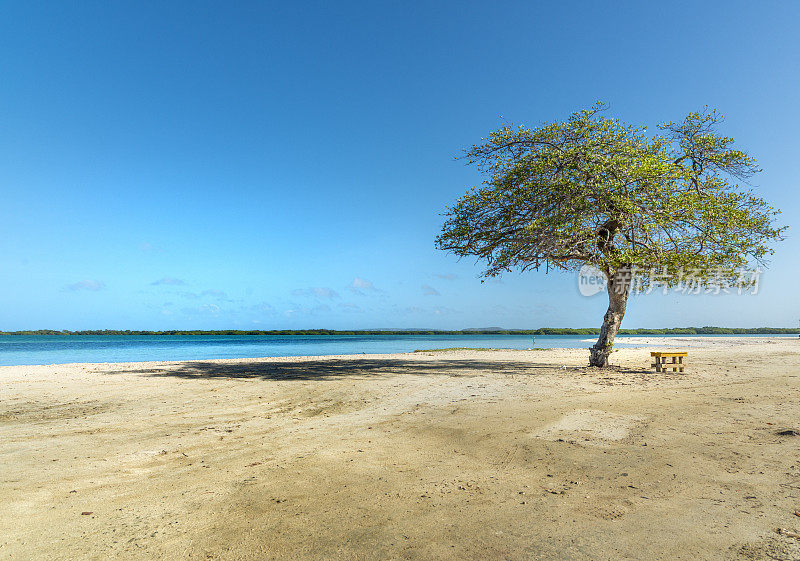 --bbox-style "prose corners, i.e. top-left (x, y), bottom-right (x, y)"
top-left (0, 329), bottom-right (541, 336)
top-left (436, 103), bottom-right (786, 284)
top-left (1, 328), bottom-right (797, 336)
